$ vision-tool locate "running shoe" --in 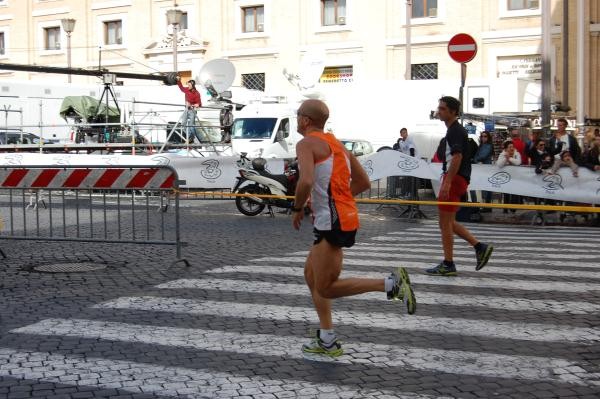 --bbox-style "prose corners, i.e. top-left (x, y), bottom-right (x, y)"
top-left (302, 330), bottom-right (343, 357)
top-left (387, 267), bottom-right (417, 315)
top-left (475, 243), bottom-right (494, 271)
top-left (425, 262), bottom-right (457, 276)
